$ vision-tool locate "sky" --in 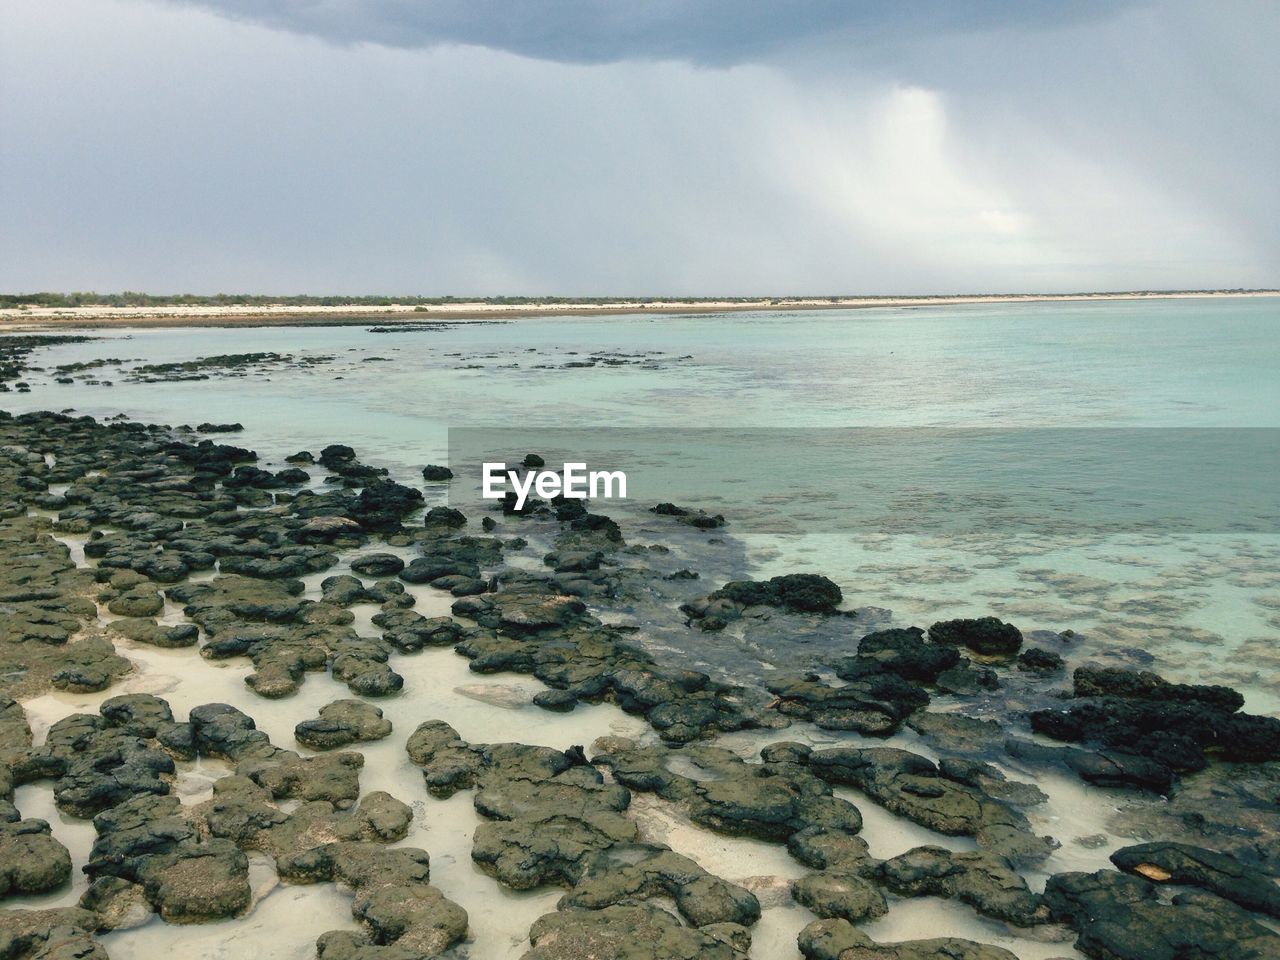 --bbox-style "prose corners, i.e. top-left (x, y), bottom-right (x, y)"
top-left (1, 0), bottom-right (1277, 295)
